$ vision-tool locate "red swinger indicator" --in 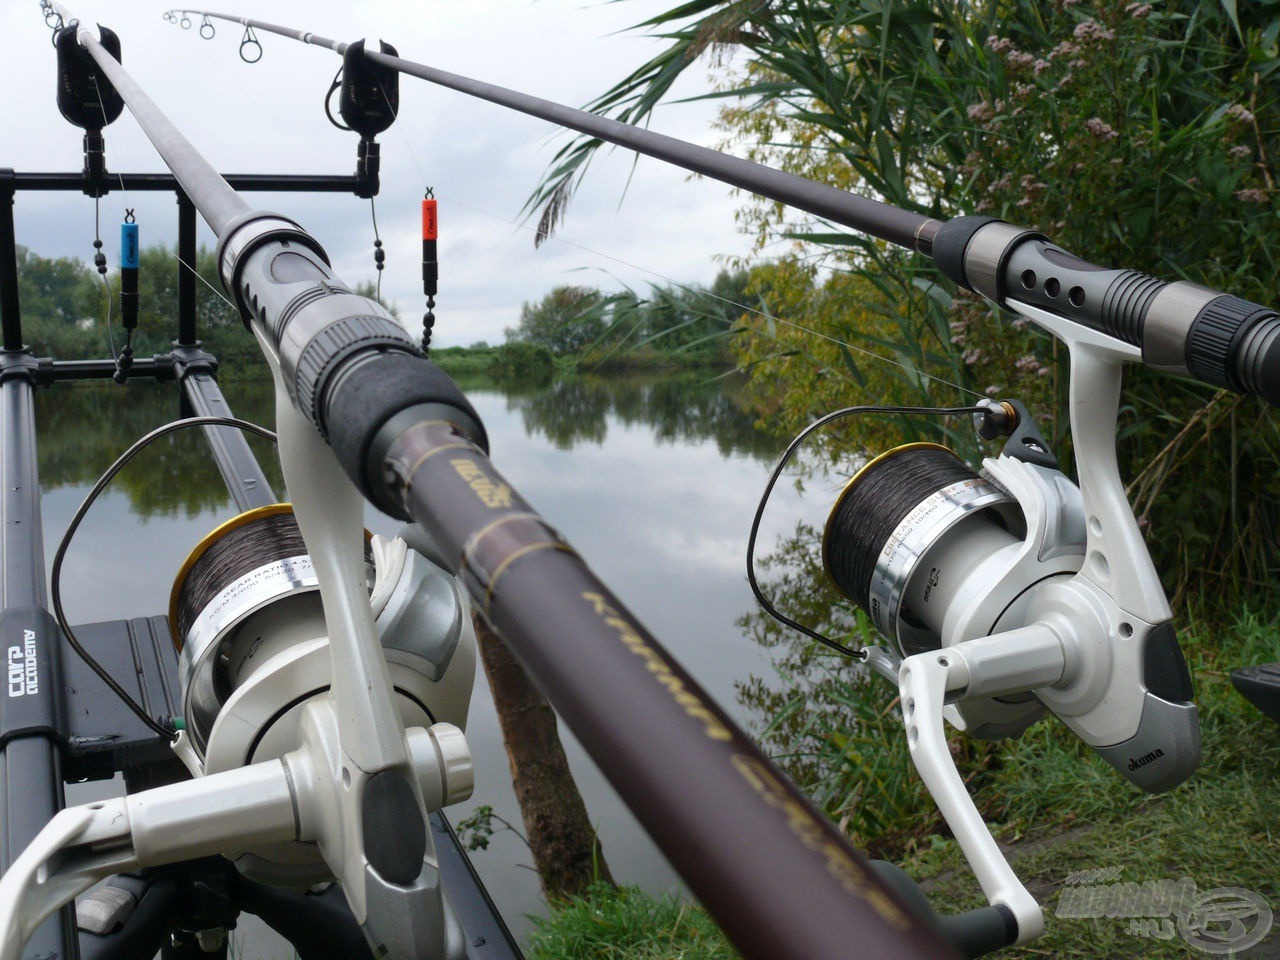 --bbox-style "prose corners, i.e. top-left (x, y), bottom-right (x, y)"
top-left (421, 191), bottom-right (439, 353)
top-left (422, 197), bottom-right (438, 241)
